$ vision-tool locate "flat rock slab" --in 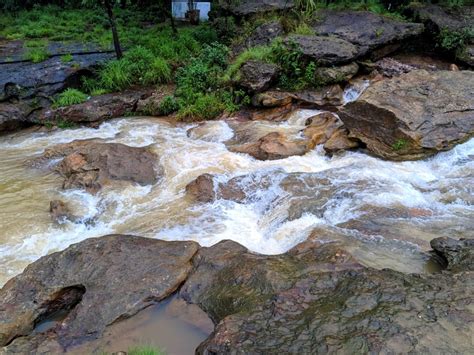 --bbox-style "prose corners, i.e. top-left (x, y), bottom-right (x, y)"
top-left (339, 69), bottom-right (474, 160)
top-left (312, 10), bottom-right (424, 56)
top-left (222, 0), bottom-right (294, 16)
top-left (0, 235), bottom-right (199, 349)
top-left (37, 140), bottom-right (160, 193)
